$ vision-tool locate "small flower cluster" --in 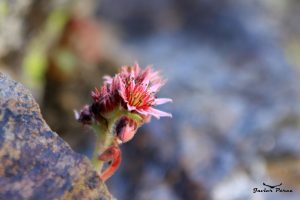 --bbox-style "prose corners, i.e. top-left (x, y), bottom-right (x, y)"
top-left (75, 64), bottom-right (172, 181)
top-left (76, 63), bottom-right (172, 143)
